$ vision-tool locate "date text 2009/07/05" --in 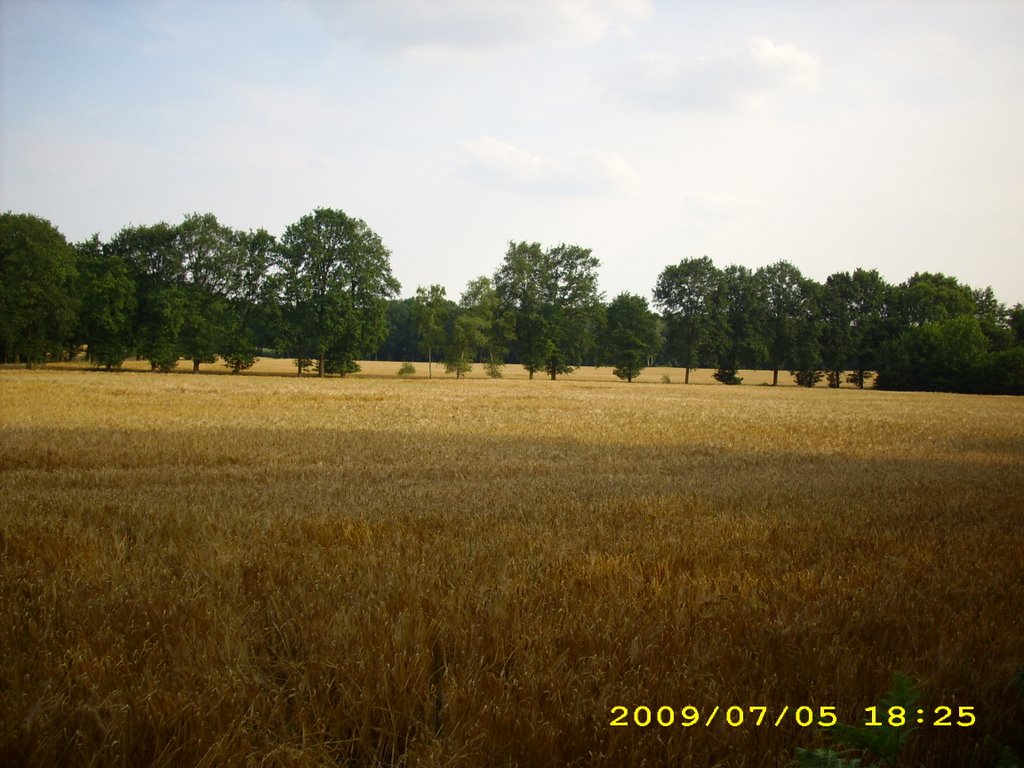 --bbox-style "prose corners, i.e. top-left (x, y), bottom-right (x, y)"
top-left (610, 705), bottom-right (976, 729)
